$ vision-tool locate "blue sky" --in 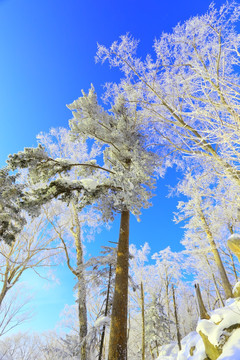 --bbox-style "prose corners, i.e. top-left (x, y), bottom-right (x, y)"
top-left (0, 0), bottom-right (227, 336)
